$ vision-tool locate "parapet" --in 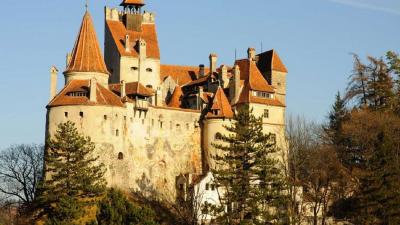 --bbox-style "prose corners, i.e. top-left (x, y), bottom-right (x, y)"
top-left (105, 7), bottom-right (155, 24)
